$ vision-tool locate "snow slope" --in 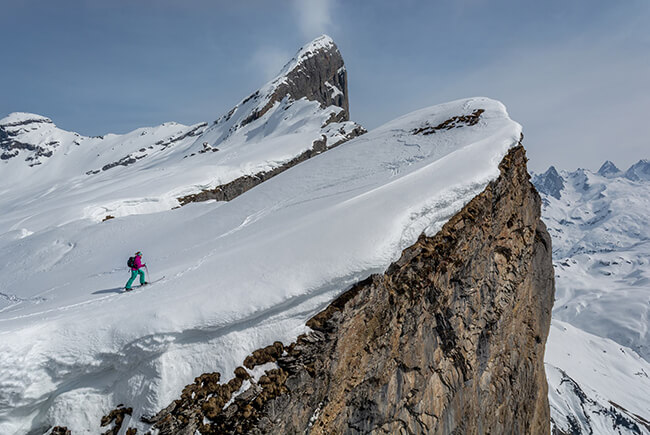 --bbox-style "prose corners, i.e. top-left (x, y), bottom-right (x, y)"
top-left (534, 162), bottom-right (650, 434)
top-left (0, 97), bottom-right (521, 434)
top-left (546, 321), bottom-right (650, 434)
